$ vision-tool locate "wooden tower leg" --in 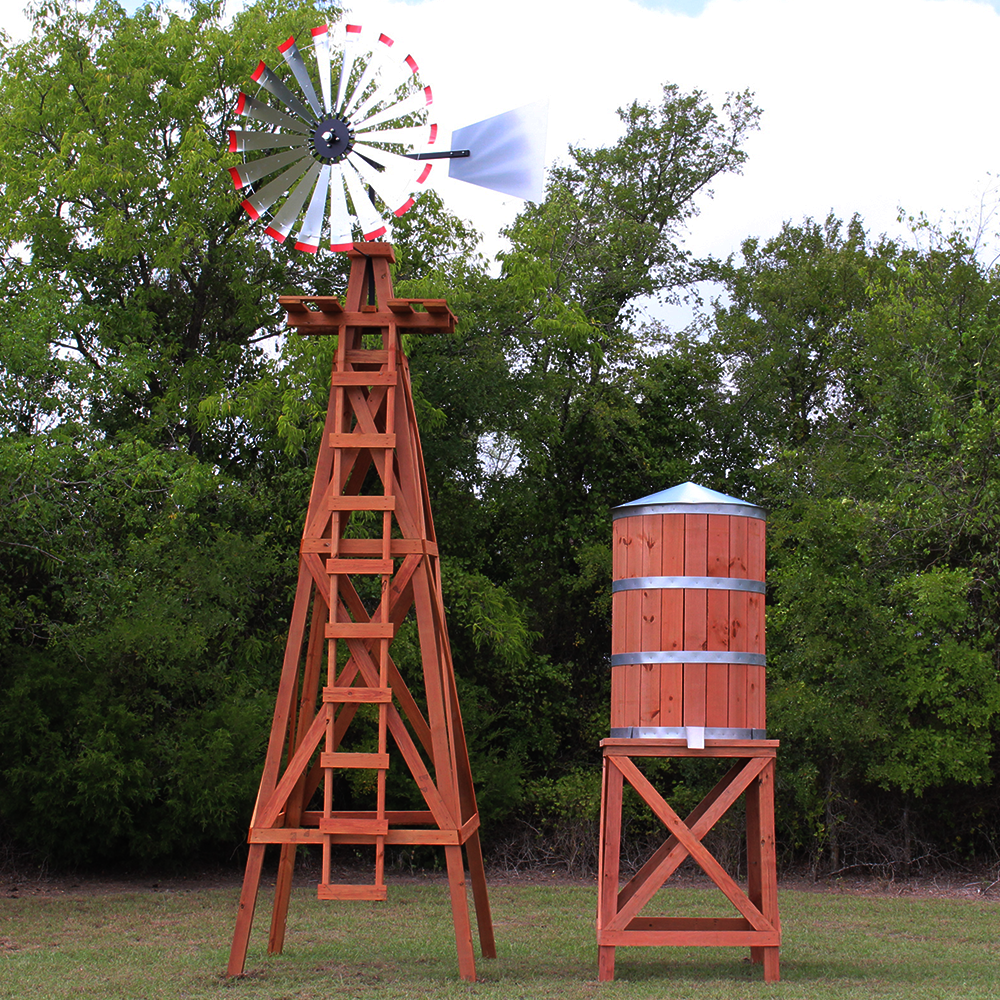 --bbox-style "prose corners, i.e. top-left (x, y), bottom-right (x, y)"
top-left (465, 830), bottom-right (497, 959)
top-left (228, 843), bottom-right (266, 976)
top-left (597, 753), bottom-right (624, 981)
top-left (445, 844), bottom-right (477, 982)
top-left (746, 756), bottom-right (780, 981)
